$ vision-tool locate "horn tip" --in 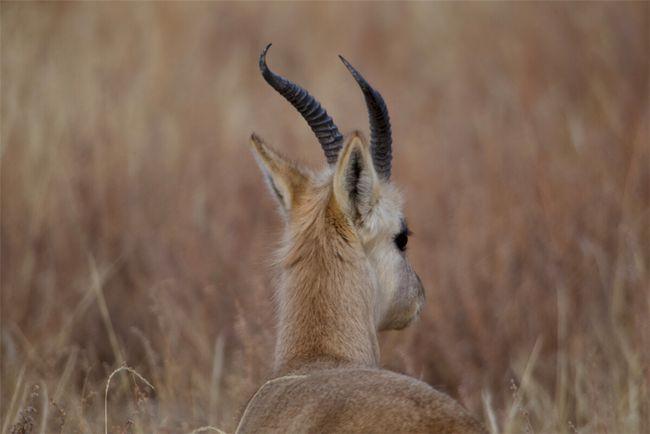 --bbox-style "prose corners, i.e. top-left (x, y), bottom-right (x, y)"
top-left (338, 54), bottom-right (352, 70)
top-left (260, 43), bottom-right (272, 69)
top-left (260, 43), bottom-right (272, 77)
top-left (338, 55), bottom-right (367, 90)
